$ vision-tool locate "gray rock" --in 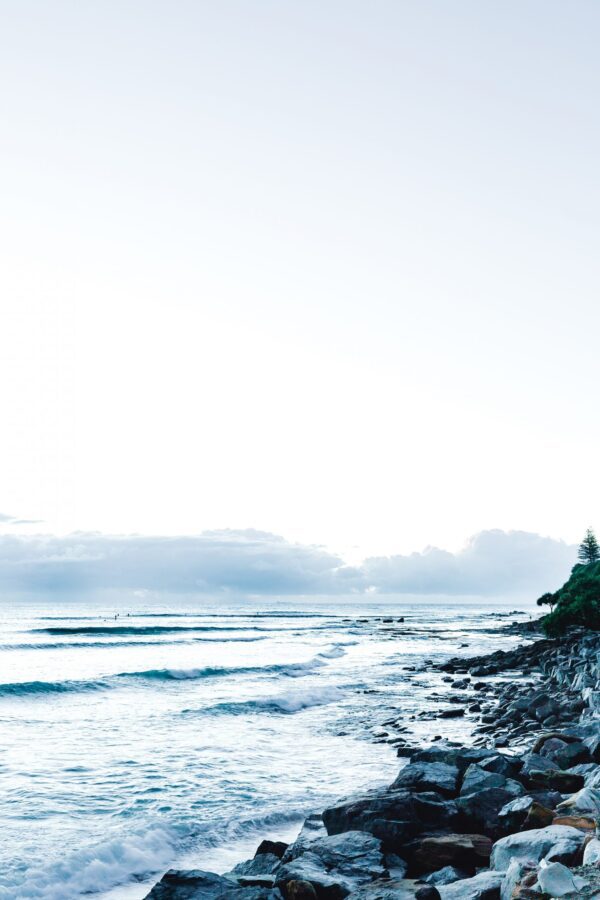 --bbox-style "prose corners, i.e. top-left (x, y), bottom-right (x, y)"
top-left (322, 789), bottom-right (456, 850)
top-left (344, 880), bottom-right (435, 900)
top-left (284, 817), bottom-right (328, 862)
top-left (556, 786), bottom-right (600, 817)
top-left (583, 836), bottom-right (600, 865)
top-left (423, 866), bottom-right (469, 886)
top-left (144, 869), bottom-right (283, 900)
top-left (410, 747), bottom-right (497, 774)
top-left (437, 870), bottom-right (503, 899)
top-left (231, 855), bottom-right (281, 878)
top-left (393, 762), bottom-right (461, 797)
top-left (542, 740), bottom-right (591, 770)
top-left (457, 766), bottom-right (524, 836)
top-left (537, 860), bottom-right (589, 896)
top-left (391, 763), bottom-right (460, 798)
top-left (490, 824), bottom-right (586, 872)
top-left (276, 831), bottom-right (386, 900)
top-left (497, 795), bottom-right (553, 833)
top-left (500, 860), bottom-right (537, 900)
